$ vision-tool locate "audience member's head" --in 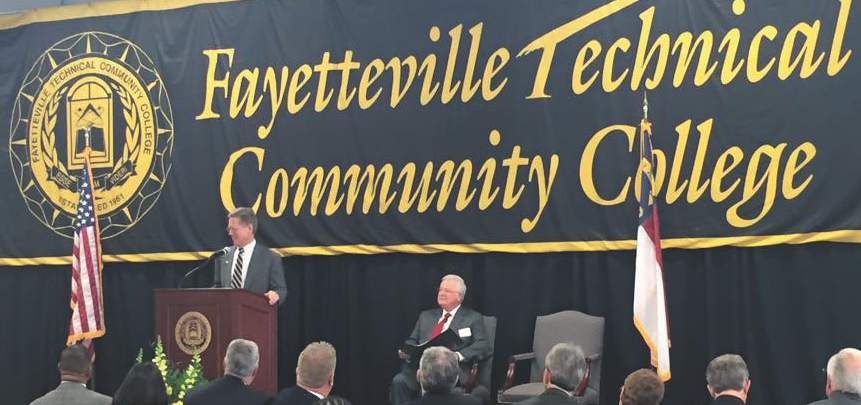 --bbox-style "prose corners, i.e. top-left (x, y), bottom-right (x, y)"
top-left (542, 343), bottom-right (586, 393)
top-left (112, 362), bottom-right (169, 405)
top-left (619, 369), bottom-right (664, 405)
top-left (314, 395), bottom-right (353, 405)
top-left (58, 344), bottom-right (92, 382)
top-left (437, 274), bottom-right (466, 311)
top-left (418, 346), bottom-right (460, 395)
top-left (224, 338), bottom-right (260, 385)
top-left (825, 348), bottom-right (861, 397)
top-left (297, 341), bottom-right (337, 396)
top-left (706, 354), bottom-right (751, 402)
